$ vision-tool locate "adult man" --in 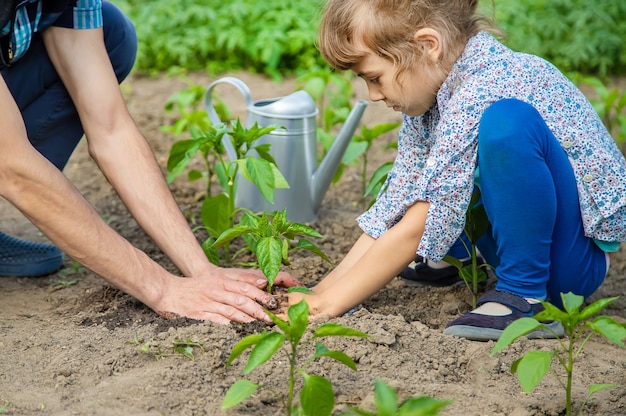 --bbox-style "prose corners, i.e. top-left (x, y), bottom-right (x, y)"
top-left (0, 0), bottom-right (297, 324)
